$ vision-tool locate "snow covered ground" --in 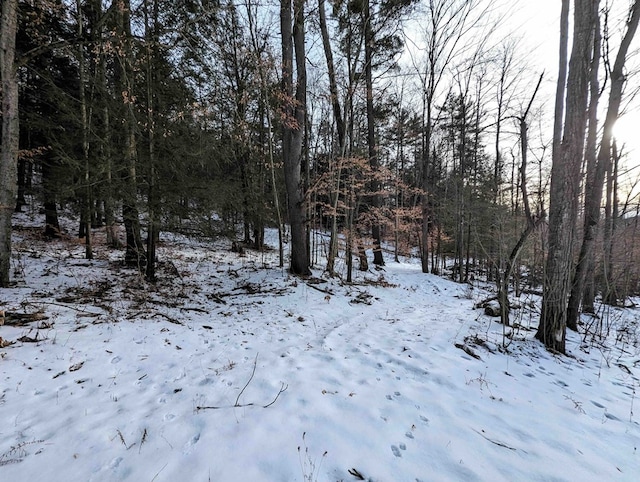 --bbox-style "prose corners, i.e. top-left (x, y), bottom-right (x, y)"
top-left (1, 213), bottom-right (639, 481)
